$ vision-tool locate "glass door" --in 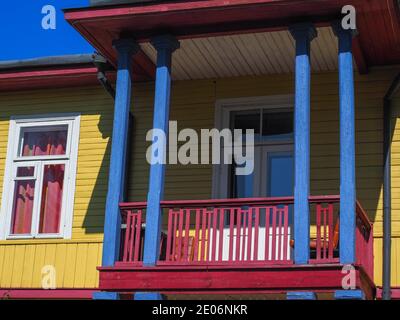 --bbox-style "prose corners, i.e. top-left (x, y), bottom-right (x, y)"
top-left (260, 146), bottom-right (294, 260)
top-left (219, 107), bottom-right (294, 261)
